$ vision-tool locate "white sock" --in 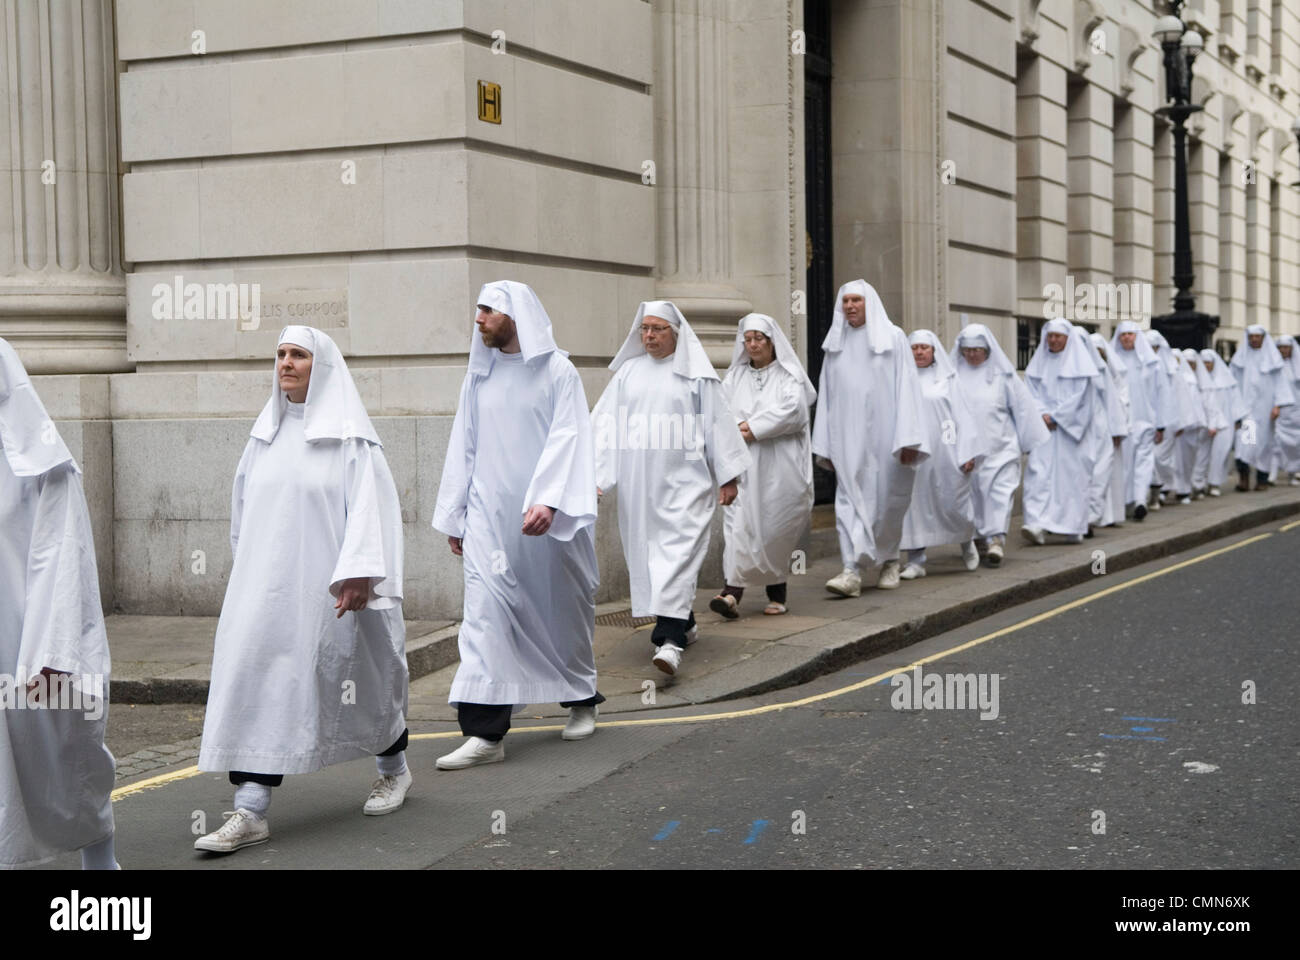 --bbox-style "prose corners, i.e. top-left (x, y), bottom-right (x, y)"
top-left (376, 751), bottom-right (408, 778)
top-left (234, 782), bottom-right (272, 817)
top-left (81, 833), bottom-right (119, 871)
